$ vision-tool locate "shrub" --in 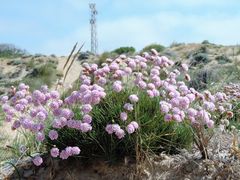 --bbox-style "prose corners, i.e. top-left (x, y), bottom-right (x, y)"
top-left (112, 47), bottom-right (135, 55)
top-left (97, 51), bottom-right (117, 66)
top-left (216, 54), bottom-right (231, 64)
top-left (23, 62), bottom-right (57, 90)
top-left (191, 53), bottom-right (209, 66)
top-left (202, 40), bottom-right (210, 44)
top-left (0, 44), bottom-right (26, 58)
top-left (52, 89), bottom-right (193, 161)
top-left (141, 43), bottom-right (165, 53)
top-left (0, 51), bottom-right (232, 166)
